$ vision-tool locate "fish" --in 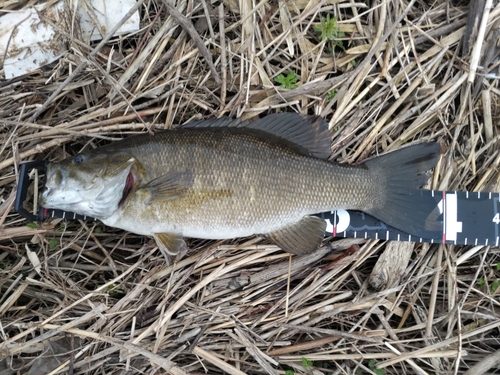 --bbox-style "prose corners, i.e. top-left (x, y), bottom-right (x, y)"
top-left (40, 113), bottom-right (442, 256)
